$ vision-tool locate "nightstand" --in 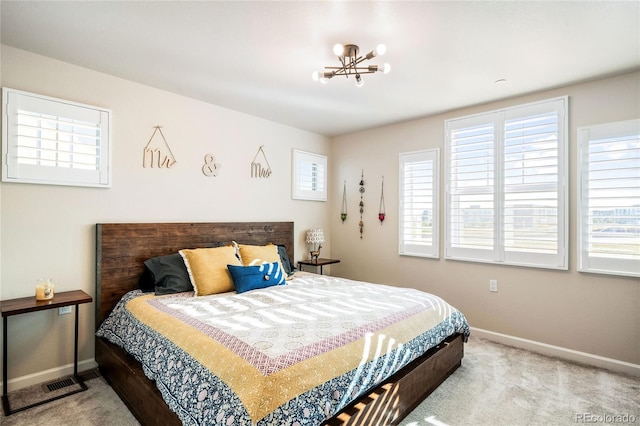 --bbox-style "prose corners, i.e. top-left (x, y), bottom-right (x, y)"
top-left (1, 290), bottom-right (93, 416)
top-left (298, 258), bottom-right (340, 275)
